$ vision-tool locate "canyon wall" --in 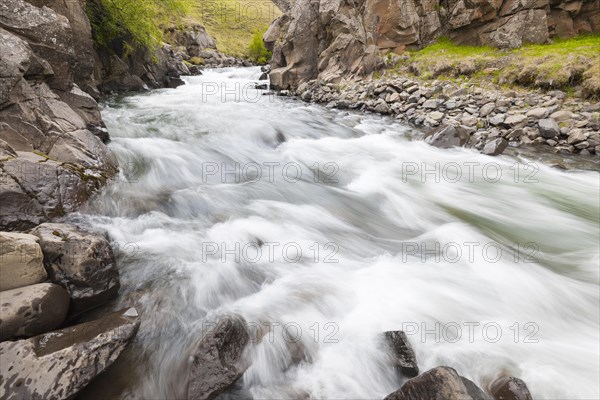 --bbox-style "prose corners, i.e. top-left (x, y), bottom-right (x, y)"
top-left (265, 0), bottom-right (600, 89)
